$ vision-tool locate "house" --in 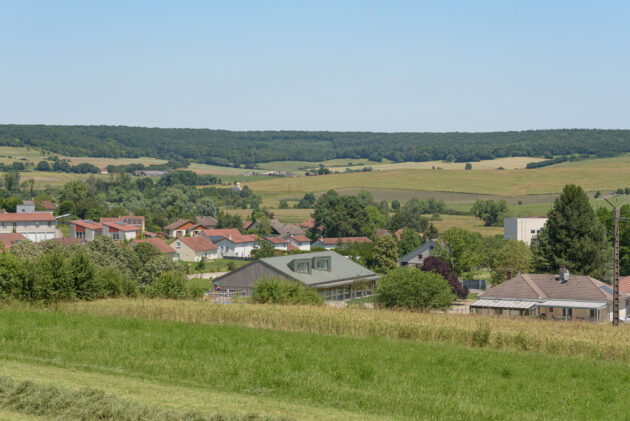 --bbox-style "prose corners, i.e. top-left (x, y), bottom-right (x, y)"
top-left (243, 221), bottom-right (254, 231)
top-left (311, 237), bottom-right (373, 250)
top-left (102, 221), bottom-right (139, 241)
top-left (0, 233), bottom-right (27, 250)
top-left (196, 215), bottom-right (217, 228)
top-left (398, 240), bottom-right (437, 267)
top-left (101, 215), bottom-right (145, 231)
top-left (132, 237), bottom-right (176, 258)
top-left (0, 212), bottom-right (57, 242)
top-left (39, 200), bottom-right (56, 212)
top-left (16, 200), bottom-right (35, 213)
top-left (470, 268), bottom-right (630, 322)
top-left (247, 219), bottom-right (305, 237)
top-left (202, 228), bottom-right (258, 258)
top-left (212, 251), bottom-right (379, 299)
top-left (265, 236), bottom-right (289, 251)
top-left (163, 219), bottom-right (196, 238)
top-left (504, 217), bottom-right (548, 246)
top-left (285, 234), bottom-right (311, 251)
top-left (70, 220), bottom-right (102, 241)
top-left (172, 236), bottom-right (218, 262)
